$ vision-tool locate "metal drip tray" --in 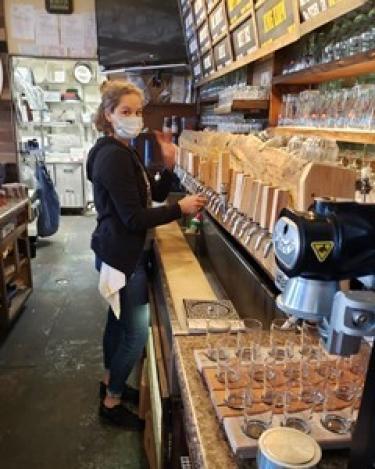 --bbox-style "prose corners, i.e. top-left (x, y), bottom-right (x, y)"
top-left (183, 299), bottom-right (240, 333)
